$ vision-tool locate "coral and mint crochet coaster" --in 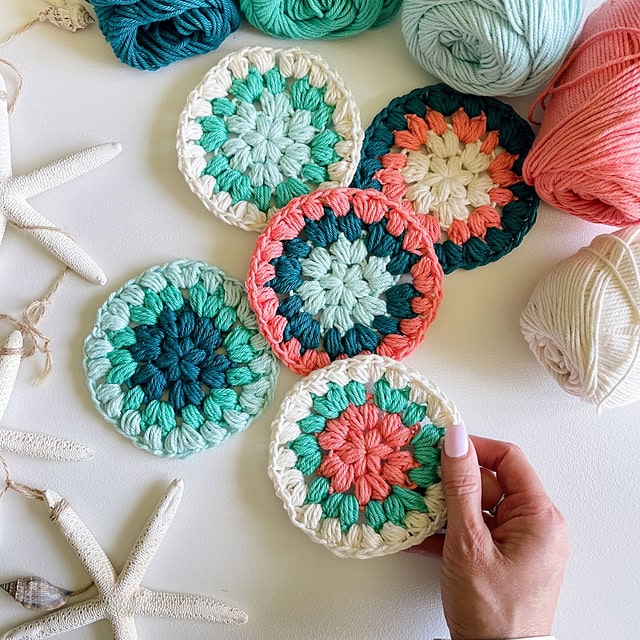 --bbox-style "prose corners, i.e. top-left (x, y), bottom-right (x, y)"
top-left (246, 187), bottom-right (444, 376)
top-left (177, 47), bottom-right (363, 232)
top-left (269, 355), bottom-right (458, 558)
top-left (352, 84), bottom-right (539, 273)
top-left (83, 260), bottom-right (279, 458)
